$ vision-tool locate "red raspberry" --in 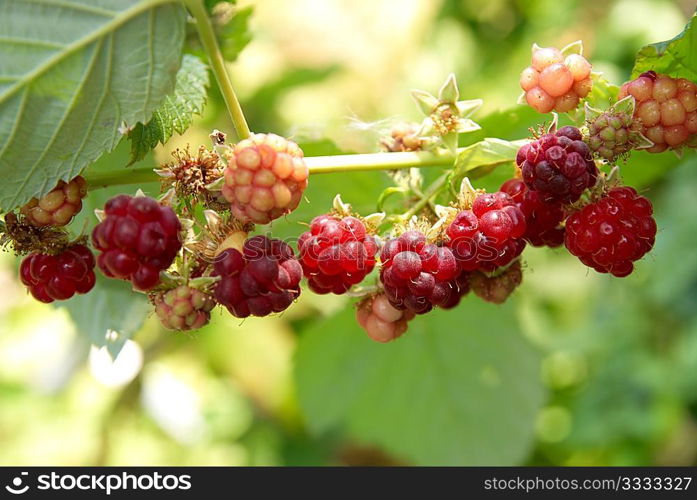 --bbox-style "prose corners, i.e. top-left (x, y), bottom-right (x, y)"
top-left (516, 126), bottom-right (598, 204)
top-left (379, 230), bottom-right (461, 314)
top-left (356, 293), bottom-right (415, 343)
top-left (298, 214), bottom-right (378, 295)
top-left (470, 261), bottom-right (523, 304)
top-left (521, 46), bottom-right (592, 113)
top-left (439, 271), bottom-right (471, 309)
top-left (564, 187), bottom-right (657, 277)
top-left (222, 133), bottom-right (309, 224)
top-left (618, 71), bottom-right (697, 153)
top-left (500, 178), bottom-right (565, 247)
top-left (19, 244), bottom-right (96, 303)
top-left (20, 176), bottom-right (87, 227)
top-left (154, 285), bottom-right (216, 331)
top-left (92, 195), bottom-right (182, 291)
top-left (445, 191), bottom-right (527, 272)
top-left (213, 235), bottom-right (302, 318)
